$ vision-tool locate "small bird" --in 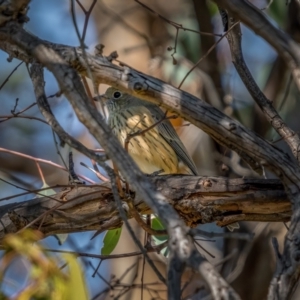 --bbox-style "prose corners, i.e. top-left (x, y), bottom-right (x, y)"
top-left (103, 87), bottom-right (198, 176)
top-left (103, 87), bottom-right (239, 231)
